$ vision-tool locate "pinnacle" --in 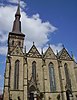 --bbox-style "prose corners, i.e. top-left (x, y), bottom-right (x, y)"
top-left (15, 3), bottom-right (21, 18)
